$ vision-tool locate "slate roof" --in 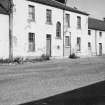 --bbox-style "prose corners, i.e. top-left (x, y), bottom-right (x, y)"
top-left (0, 0), bottom-right (89, 15)
top-left (88, 18), bottom-right (105, 31)
top-left (0, 0), bottom-right (9, 14)
top-left (28, 0), bottom-right (89, 15)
